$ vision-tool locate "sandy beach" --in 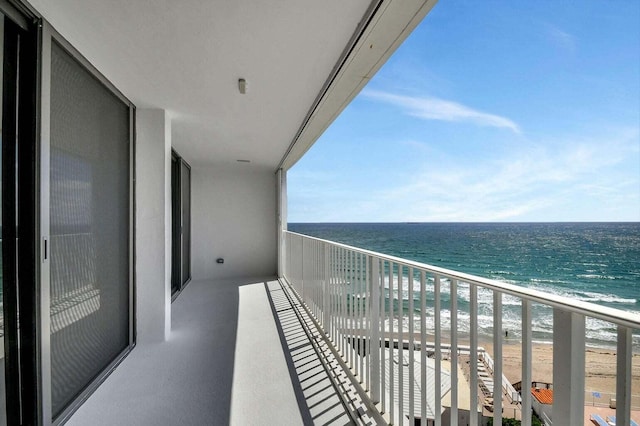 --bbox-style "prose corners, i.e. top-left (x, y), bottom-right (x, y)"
top-left (479, 341), bottom-right (640, 405)
top-left (395, 331), bottom-right (639, 401)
